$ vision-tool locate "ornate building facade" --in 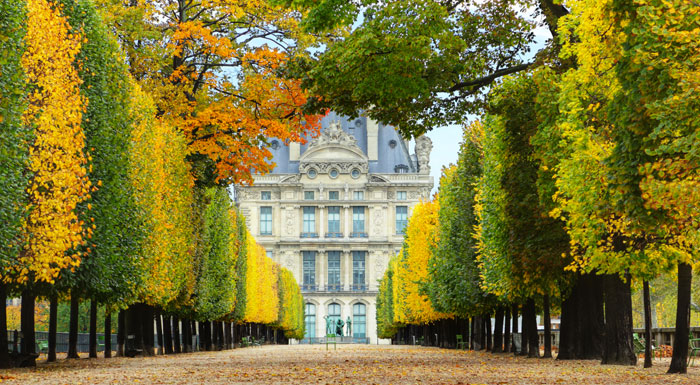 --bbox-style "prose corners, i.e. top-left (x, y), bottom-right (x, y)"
top-left (235, 112), bottom-right (433, 343)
